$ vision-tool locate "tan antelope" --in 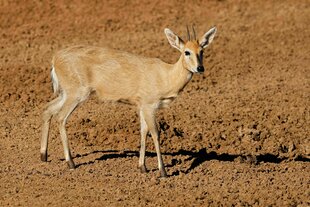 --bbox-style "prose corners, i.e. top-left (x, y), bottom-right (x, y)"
top-left (41, 26), bottom-right (217, 177)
